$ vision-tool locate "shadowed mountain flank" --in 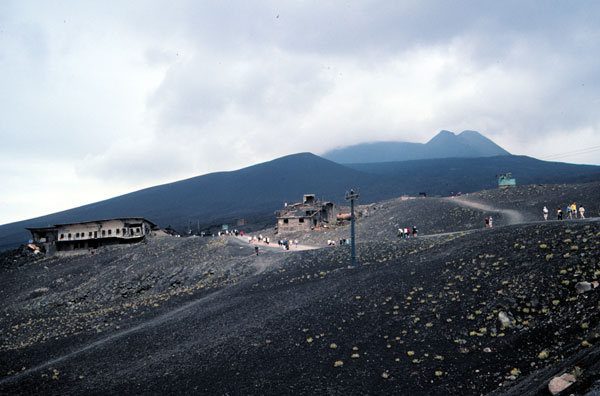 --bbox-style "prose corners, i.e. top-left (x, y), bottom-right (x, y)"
top-left (1, 153), bottom-right (599, 252)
